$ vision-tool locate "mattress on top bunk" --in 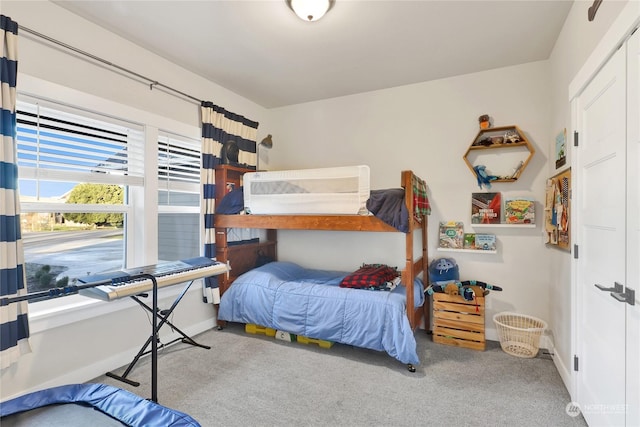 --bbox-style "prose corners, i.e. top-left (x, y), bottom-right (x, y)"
top-left (243, 165), bottom-right (370, 215)
top-left (218, 261), bottom-right (423, 365)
